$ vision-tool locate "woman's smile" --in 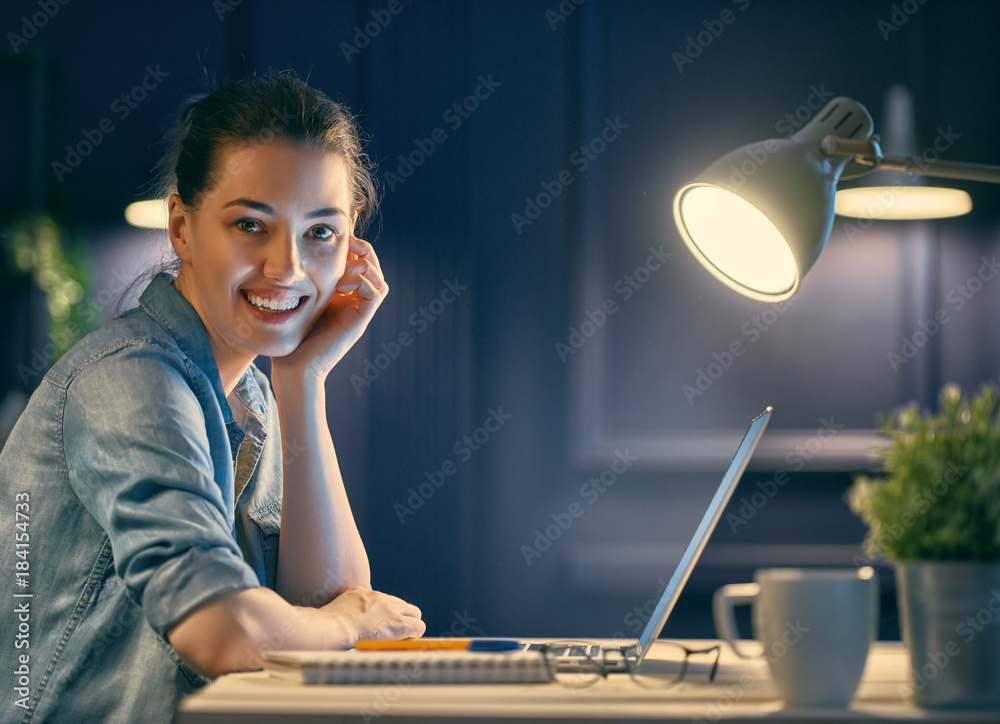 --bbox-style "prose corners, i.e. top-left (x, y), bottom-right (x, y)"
top-left (240, 288), bottom-right (309, 320)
